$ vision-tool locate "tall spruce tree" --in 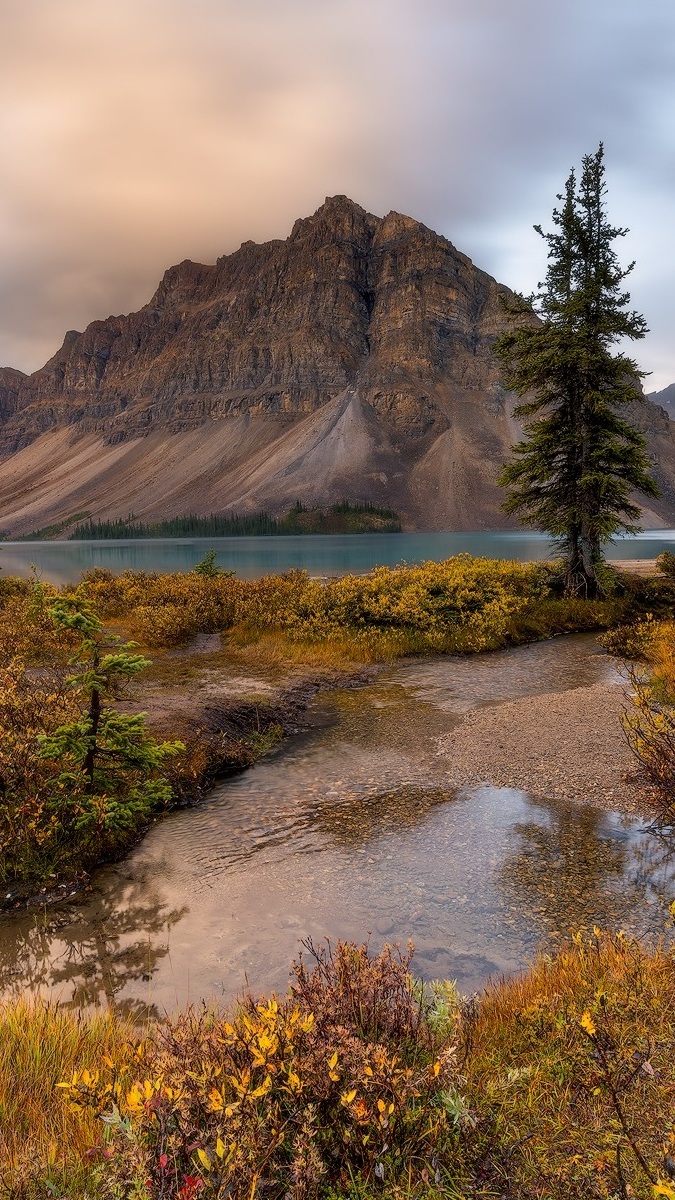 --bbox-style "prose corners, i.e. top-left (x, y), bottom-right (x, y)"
top-left (497, 144), bottom-right (658, 597)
